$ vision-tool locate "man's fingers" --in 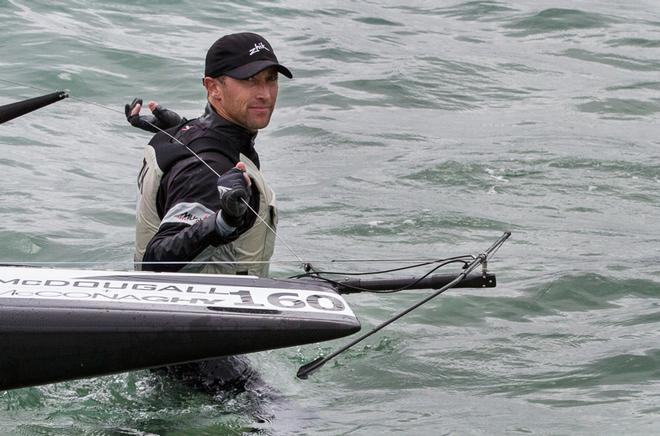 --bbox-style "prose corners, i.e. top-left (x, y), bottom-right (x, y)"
top-left (234, 162), bottom-right (252, 188)
top-left (130, 101), bottom-right (142, 117)
top-left (147, 101), bottom-right (159, 112)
